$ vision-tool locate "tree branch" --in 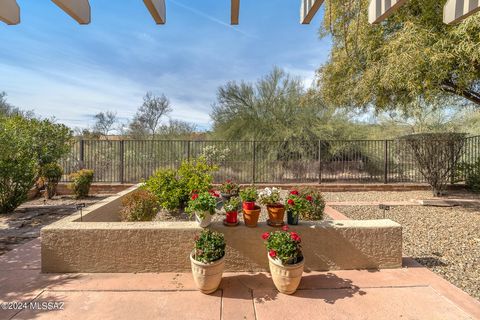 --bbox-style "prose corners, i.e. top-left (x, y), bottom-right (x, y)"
top-left (441, 81), bottom-right (480, 106)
